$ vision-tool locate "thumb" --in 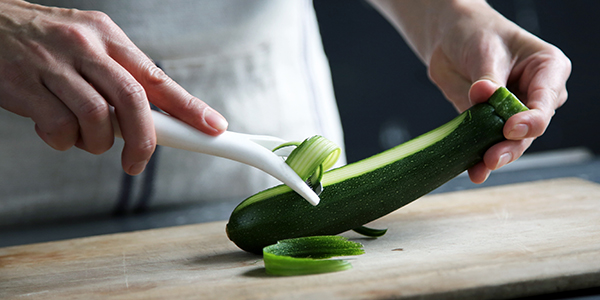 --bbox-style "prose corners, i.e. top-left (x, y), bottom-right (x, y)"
top-left (468, 79), bottom-right (502, 105)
